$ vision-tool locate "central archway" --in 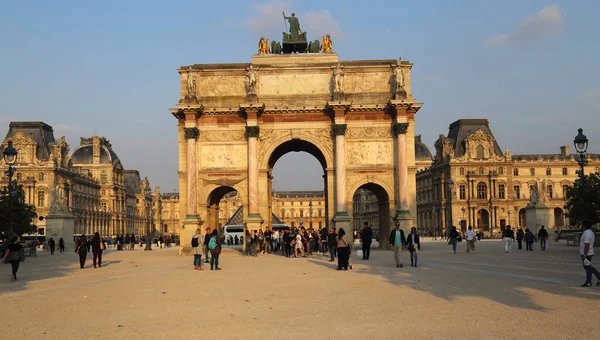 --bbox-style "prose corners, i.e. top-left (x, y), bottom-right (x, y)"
top-left (351, 183), bottom-right (391, 248)
top-left (264, 139), bottom-right (332, 231)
